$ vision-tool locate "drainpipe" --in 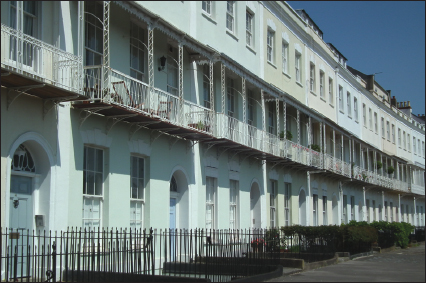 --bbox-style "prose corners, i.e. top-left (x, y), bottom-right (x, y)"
top-left (306, 170), bottom-right (326, 226)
